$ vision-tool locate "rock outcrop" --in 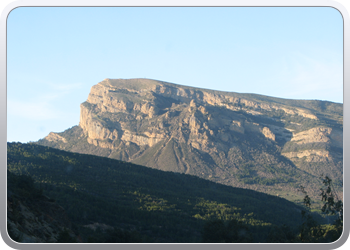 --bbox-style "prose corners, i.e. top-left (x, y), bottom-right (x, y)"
top-left (37, 78), bottom-right (343, 201)
top-left (45, 132), bottom-right (67, 143)
top-left (76, 78), bottom-right (323, 150)
top-left (290, 127), bottom-right (342, 146)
